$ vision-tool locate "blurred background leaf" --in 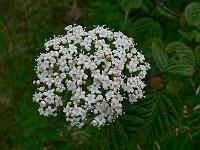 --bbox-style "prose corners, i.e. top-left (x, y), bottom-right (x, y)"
top-left (184, 2), bottom-right (200, 26)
